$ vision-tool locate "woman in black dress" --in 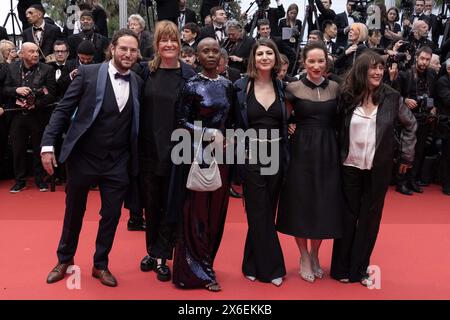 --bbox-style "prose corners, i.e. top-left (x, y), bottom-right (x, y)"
top-left (172, 38), bottom-right (234, 292)
top-left (139, 20), bottom-right (196, 282)
top-left (277, 42), bottom-right (344, 283)
top-left (234, 39), bottom-right (289, 287)
top-left (331, 51), bottom-right (417, 286)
